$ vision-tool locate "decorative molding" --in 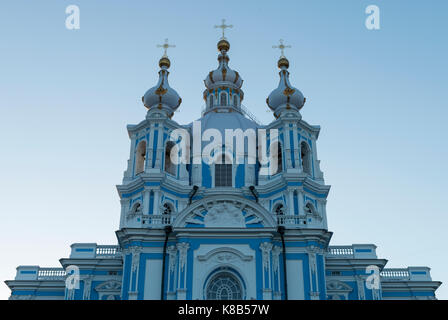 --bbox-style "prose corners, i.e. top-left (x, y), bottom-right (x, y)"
top-left (177, 242), bottom-right (190, 272)
top-left (204, 202), bottom-right (245, 227)
top-left (167, 245), bottom-right (178, 273)
top-left (260, 242), bottom-right (273, 271)
top-left (130, 247), bottom-right (142, 273)
top-left (83, 277), bottom-right (92, 300)
top-left (197, 247), bottom-right (253, 263)
top-left (272, 246), bottom-right (281, 274)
